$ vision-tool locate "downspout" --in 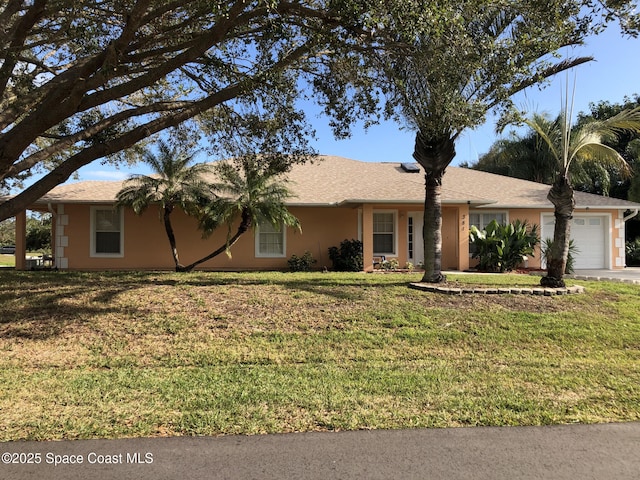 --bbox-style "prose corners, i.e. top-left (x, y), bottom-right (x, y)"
top-left (47, 203), bottom-right (57, 219)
